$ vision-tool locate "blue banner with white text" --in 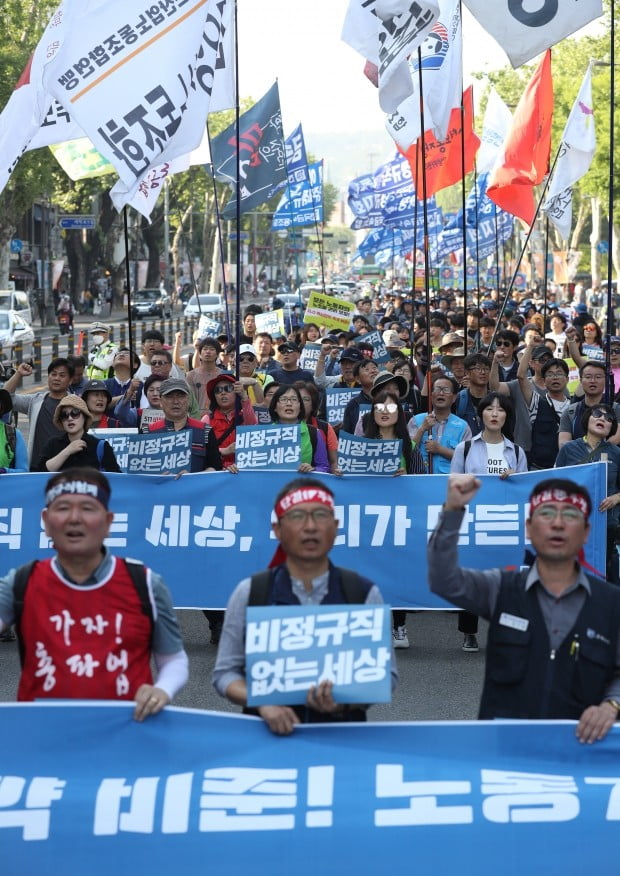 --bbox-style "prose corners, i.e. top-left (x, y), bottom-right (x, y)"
top-left (3, 703), bottom-right (620, 876)
top-left (0, 465), bottom-right (606, 609)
